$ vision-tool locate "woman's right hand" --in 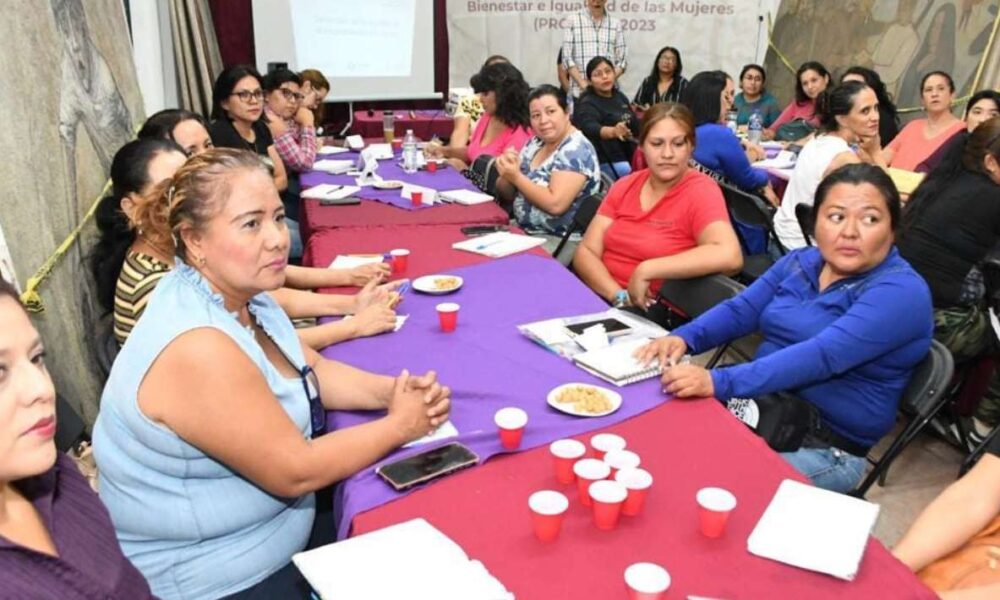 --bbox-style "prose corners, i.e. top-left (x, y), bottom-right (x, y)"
top-left (350, 304), bottom-right (397, 338)
top-left (634, 335), bottom-right (687, 368)
top-left (386, 370), bottom-right (451, 443)
top-left (349, 262), bottom-right (392, 286)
